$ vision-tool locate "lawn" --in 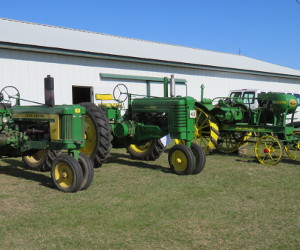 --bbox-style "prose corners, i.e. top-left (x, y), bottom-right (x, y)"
top-left (0, 145), bottom-right (299, 249)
